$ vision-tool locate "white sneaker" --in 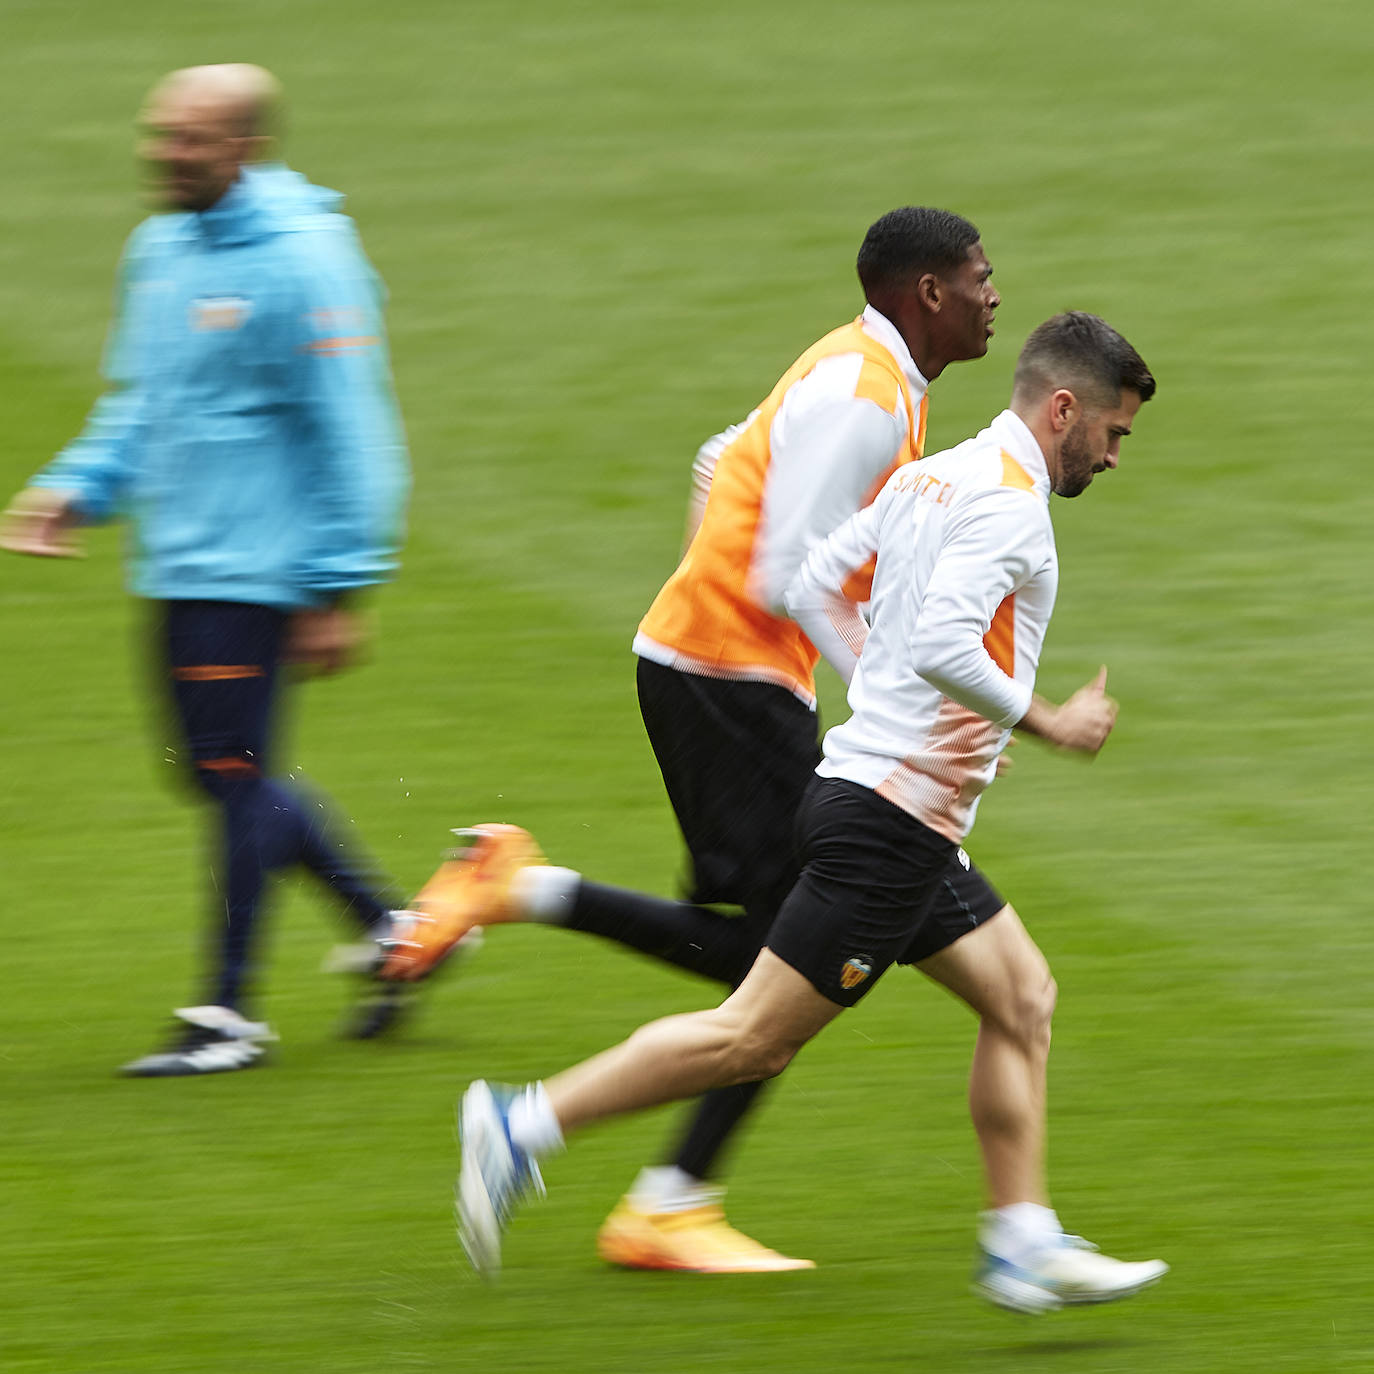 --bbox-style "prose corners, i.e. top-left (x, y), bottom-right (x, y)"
top-left (975, 1233), bottom-right (1168, 1314)
top-left (121, 1006), bottom-right (277, 1078)
top-left (456, 1081), bottom-right (545, 1277)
